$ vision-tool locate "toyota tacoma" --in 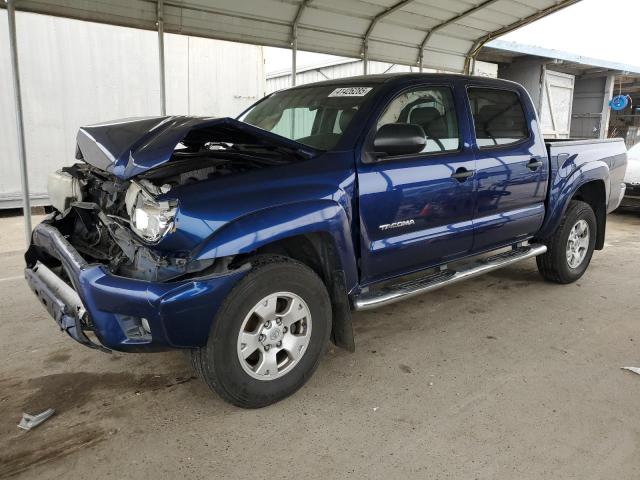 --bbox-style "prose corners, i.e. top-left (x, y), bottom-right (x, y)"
top-left (25, 74), bottom-right (627, 408)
